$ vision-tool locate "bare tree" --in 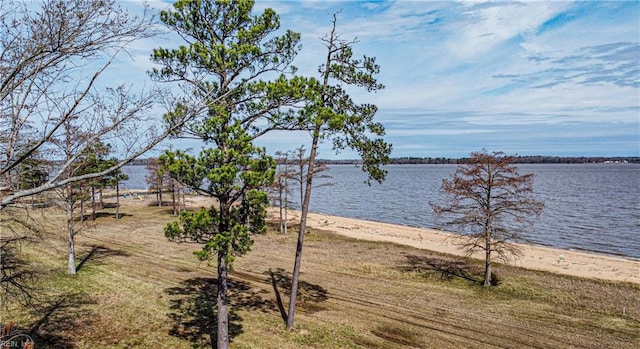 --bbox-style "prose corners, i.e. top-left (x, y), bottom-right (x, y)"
top-left (52, 120), bottom-right (104, 275)
top-left (290, 146), bottom-right (333, 207)
top-left (269, 147), bottom-right (333, 235)
top-left (0, 0), bottom-right (217, 301)
top-left (167, 176), bottom-right (184, 216)
top-left (432, 150), bottom-right (544, 286)
top-left (0, 0), bottom-right (201, 209)
top-left (145, 158), bottom-right (166, 206)
top-left (107, 168), bottom-right (128, 220)
top-left (271, 150), bottom-right (295, 234)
